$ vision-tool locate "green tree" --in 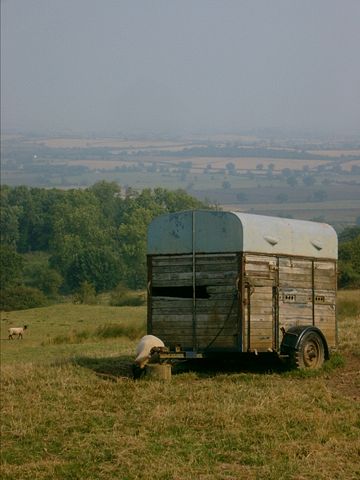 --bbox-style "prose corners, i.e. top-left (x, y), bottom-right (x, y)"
top-left (226, 162), bottom-right (236, 175)
top-left (0, 245), bottom-right (24, 289)
top-left (339, 226), bottom-right (360, 243)
top-left (286, 176), bottom-right (298, 187)
top-left (117, 188), bottom-right (208, 288)
top-left (0, 204), bottom-right (21, 247)
top-left (0, 285), bottom-right (47, 311)
top-left (66, 246), bottom-right (122, 292)
top-left (49, 189), bottom-right (117, 291)
top-left (1, 183), bottom-right (211, 293)
top-left (338, 233), bottom-right (360, 288)
top-left (117, 206), bottom-right (155, 288)
top-left (73, 281), bottom-right (97, 304)
top-left (153, 188), bottom-right (204, 212)
top-left (25, 264), bottom-right (63, 297)
top-left (5, 185), bottom-right (64, 252)
top-left (89, 180), bottom-right (121, 222)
